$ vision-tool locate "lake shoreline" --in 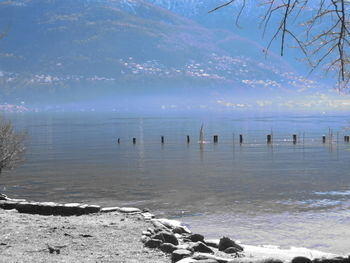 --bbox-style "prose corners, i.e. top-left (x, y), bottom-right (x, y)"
top-left (0, 194), bottom-right (347, 263)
